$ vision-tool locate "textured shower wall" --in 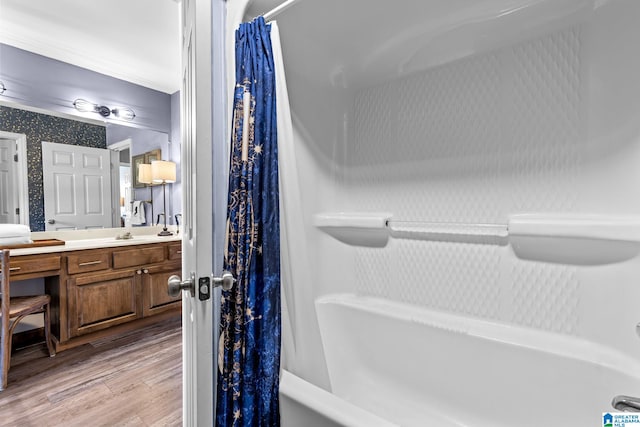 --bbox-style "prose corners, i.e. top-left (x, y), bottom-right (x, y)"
top-left (349, 26), bottom-right (586, 336)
